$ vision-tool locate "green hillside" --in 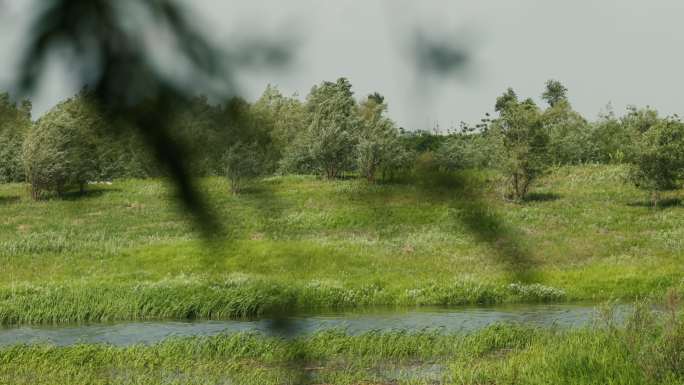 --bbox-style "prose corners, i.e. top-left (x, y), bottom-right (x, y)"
top-left (1, 165), bottom-right (682, 324)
